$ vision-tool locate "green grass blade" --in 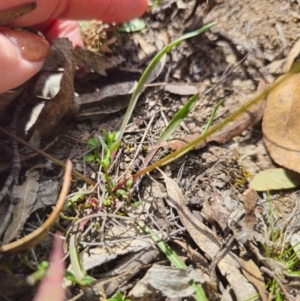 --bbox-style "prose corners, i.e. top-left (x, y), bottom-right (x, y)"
top-left (202, 100), bottom-right (223, 135)
top-left (114, 97), bottom-right (223, 191)
top-left (118, 22), bottom-right (217, 141)
top-left (140, 93), bottom-right (199, 169)
top-left (129, 64), bottom-right (299, 180)
top-left (160, 93), bottom-right (199, 141)
top-left (137, 220), bottom-right (208, 301)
